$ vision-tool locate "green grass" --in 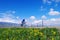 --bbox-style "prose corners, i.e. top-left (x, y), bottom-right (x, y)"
top-left (0, 28), bottom-right (60, 40)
